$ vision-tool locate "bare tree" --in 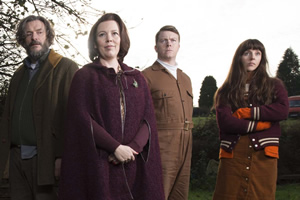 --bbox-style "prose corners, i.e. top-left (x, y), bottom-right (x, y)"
top-left (0, 0), bottom-right (104, 79)
top-left (0, 0), bottom-right (104, 117)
